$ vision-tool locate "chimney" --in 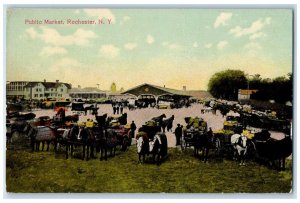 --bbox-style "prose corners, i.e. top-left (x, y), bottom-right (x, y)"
top-left (183, 86), bottom-right (186, 91)
top-left (44, 79), bottom-right (46, 83)
top-left (163, 85), bottom-right (165, 88)
top-left (78, 85), bottom-right (81, 89)
top-left (56, 80), bottom-right (59, 83)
